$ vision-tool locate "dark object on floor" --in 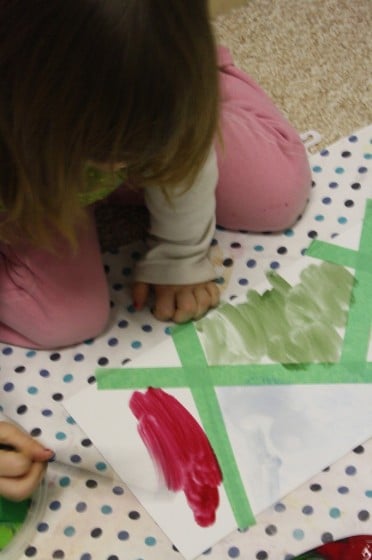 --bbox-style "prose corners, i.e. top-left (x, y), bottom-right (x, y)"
top-left (95, 202), bottom-right (149, 253)
top-left (295, 535), bottom-right (372, 559)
